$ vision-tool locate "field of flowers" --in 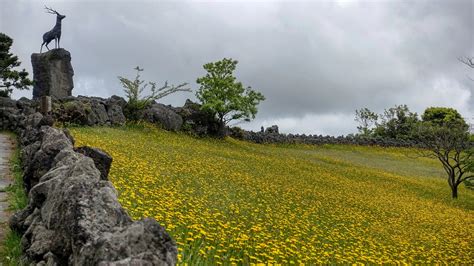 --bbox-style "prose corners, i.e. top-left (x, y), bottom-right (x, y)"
top-left (70, 124), bottom-right (474, 264)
